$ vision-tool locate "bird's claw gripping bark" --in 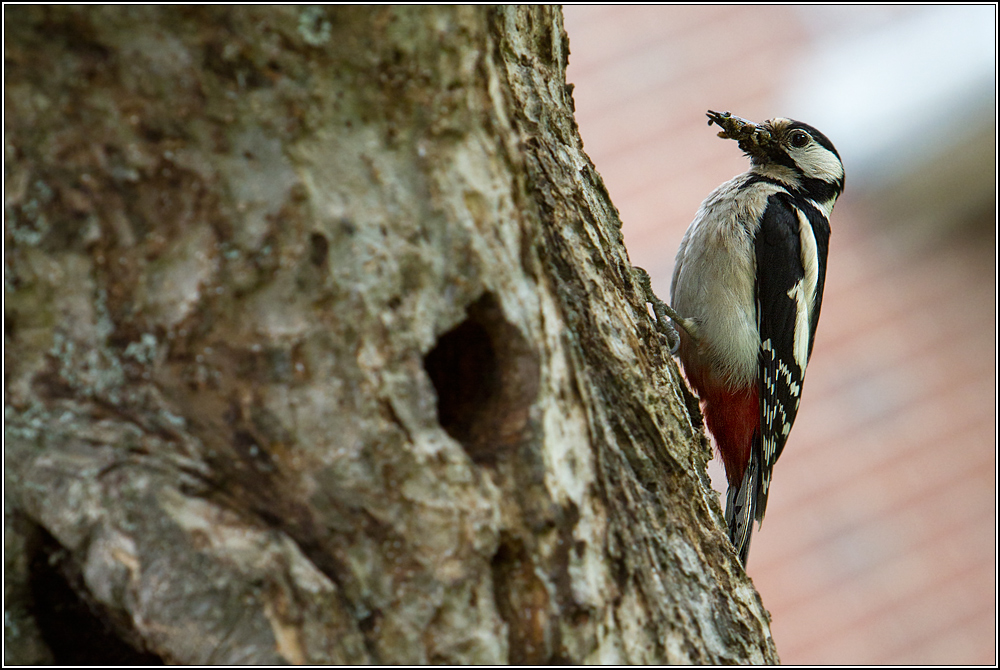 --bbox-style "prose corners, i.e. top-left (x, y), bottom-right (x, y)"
top-left (634, 266), bottom-right (697, 354)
